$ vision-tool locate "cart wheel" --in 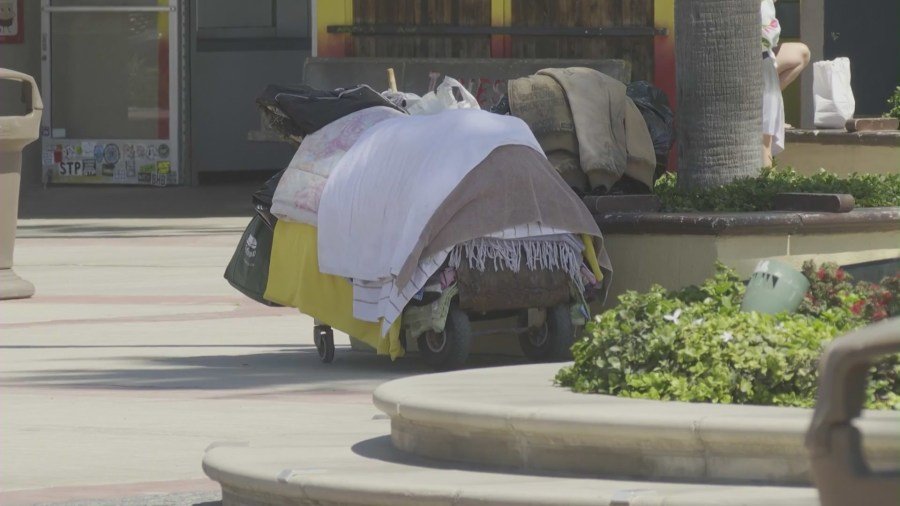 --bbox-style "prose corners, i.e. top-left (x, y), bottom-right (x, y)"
top-left (518, 305), bottom-right (576, 362)
top-left (417, 302), bottom-right (471, 371)
top-left (314, 325), bottom-right (335, 363)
